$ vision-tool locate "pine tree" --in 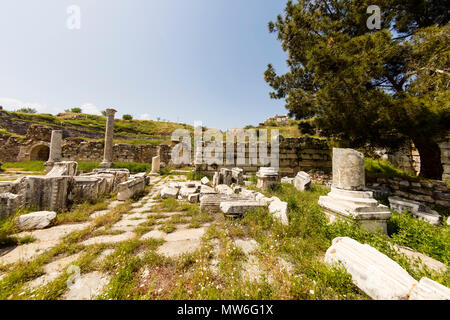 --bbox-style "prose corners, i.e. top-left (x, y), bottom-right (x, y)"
top-left (265, 0), bottom-right (449, 179)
